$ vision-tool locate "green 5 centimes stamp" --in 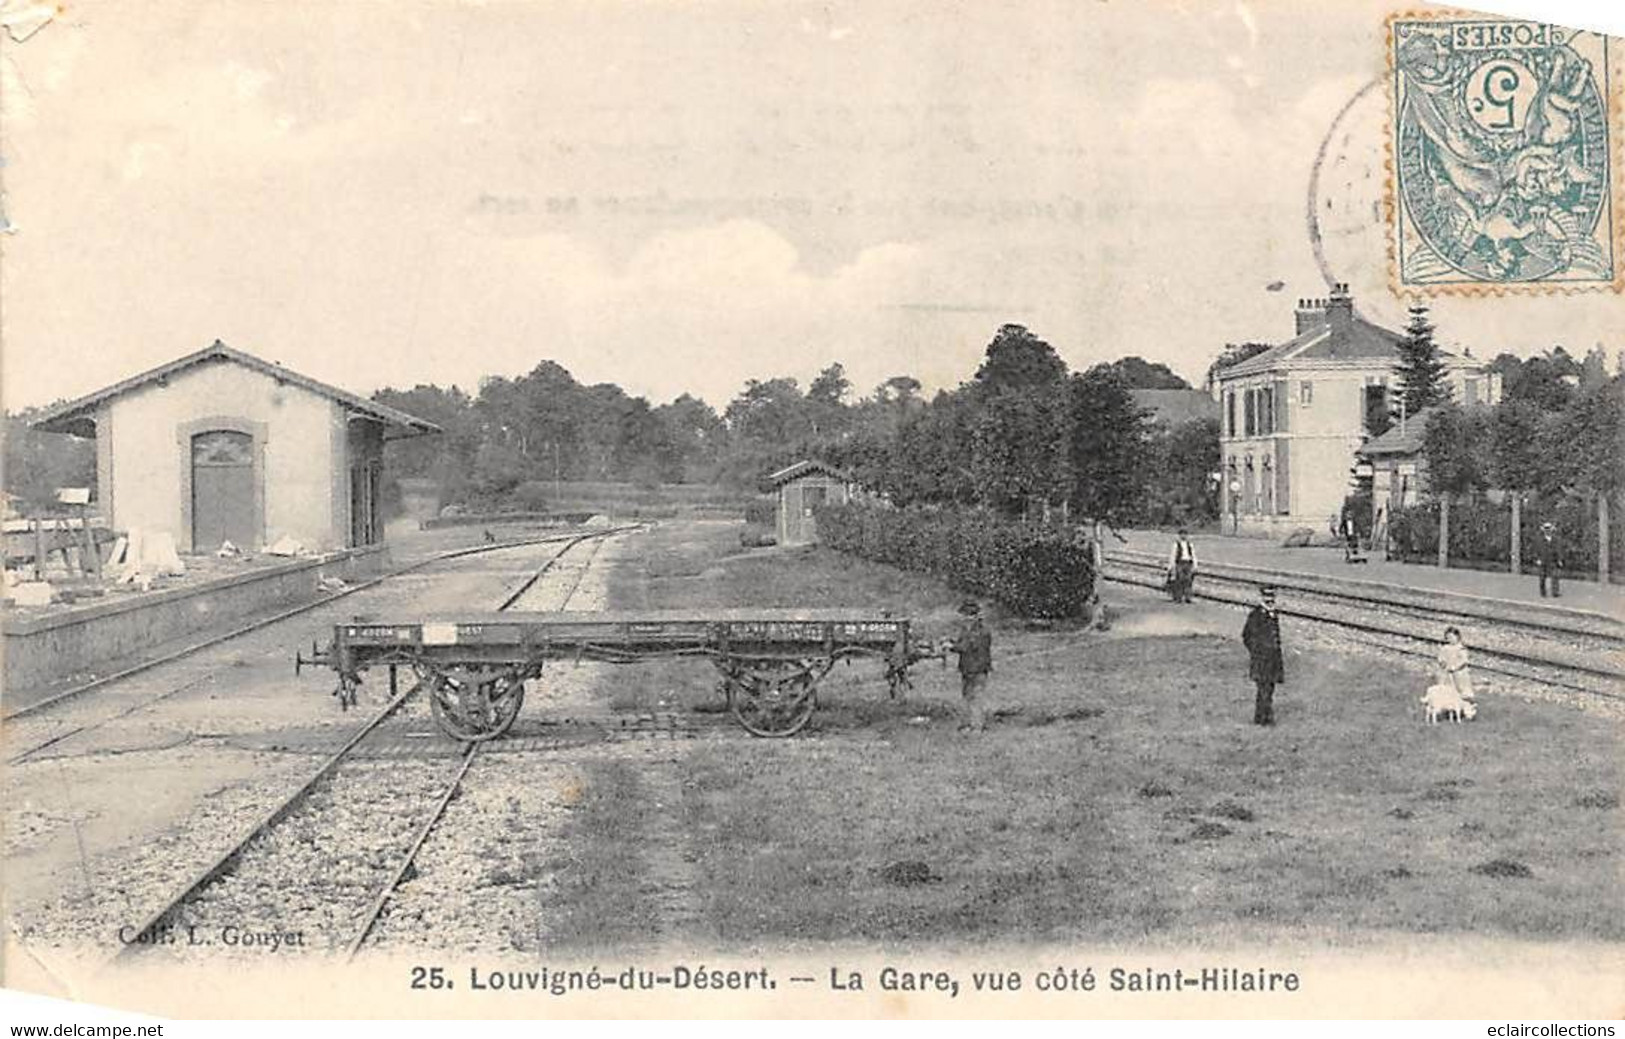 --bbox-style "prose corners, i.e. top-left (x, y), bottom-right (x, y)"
top-left (1388, 15), bottom-right (1621, 292)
